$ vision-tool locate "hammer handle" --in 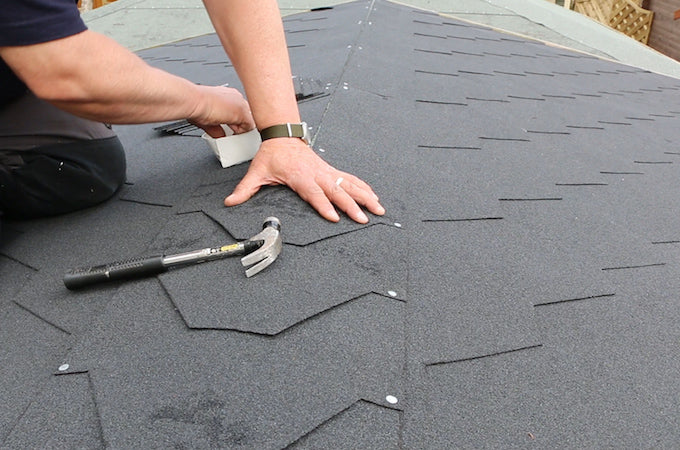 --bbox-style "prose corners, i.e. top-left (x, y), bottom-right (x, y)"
top-left (63, 255), bottom-right (166, 290)
top-left (63, 240), bottom-right (263, 290)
